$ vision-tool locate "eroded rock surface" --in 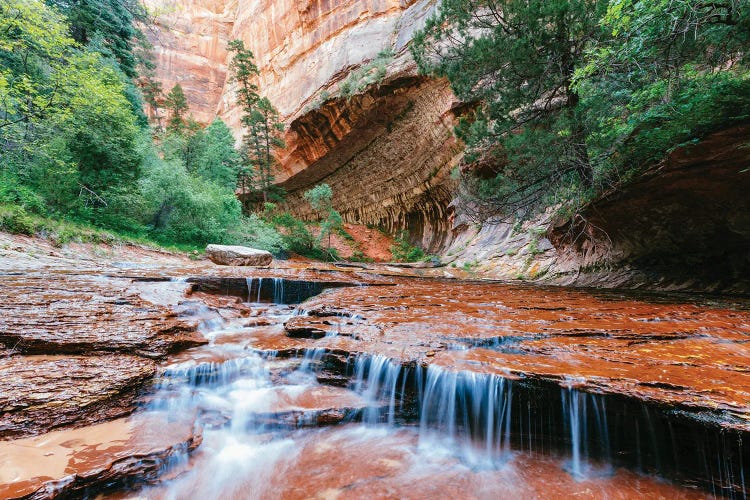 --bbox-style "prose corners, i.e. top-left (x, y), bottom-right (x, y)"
top-left (0, 412), bottom-right (201, 499)
top-left (282, 279), bottom-right (750, 431)
top-left (0, 355), bottom-right (155, 439)
top-left (0, 275), bottom-right (204, 358)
